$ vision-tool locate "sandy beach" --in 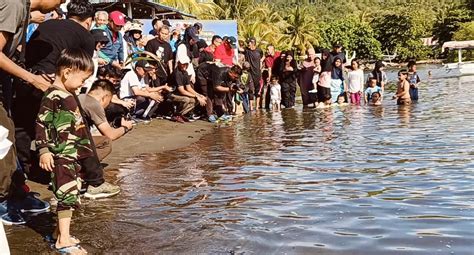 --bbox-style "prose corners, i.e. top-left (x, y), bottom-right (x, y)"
top-left (28, 119), bottom-right (214, 199)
